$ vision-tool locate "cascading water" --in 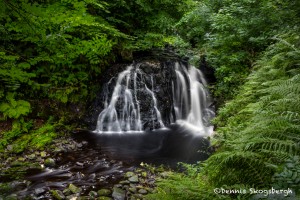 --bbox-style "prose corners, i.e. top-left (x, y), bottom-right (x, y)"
top-left (95, 64), bottom-right (165, 133)
top-left (94, 60), bottom-right (214, 136)
top-left (172, 62), bottom-right (215, 136)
